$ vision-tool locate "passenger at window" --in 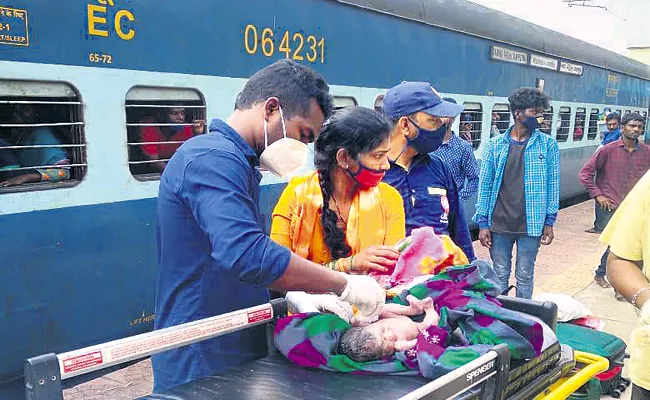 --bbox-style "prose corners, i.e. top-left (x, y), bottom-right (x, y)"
top-left (491, 112), bottom-right (501, 137)
top-left (460, 122), bottom-right (473, 142)
top-left (139, 107), bottom-right (205, 172)
top-left (382, 82), bottom-right (476, 262)
top-left (0, 104), bottom-right (70, 187)
top-left (271, 107), bottom-right (404, 274)
top-left (475, 87), bottom-right (560, 299)
top-left (574, 116), bottom-right (584, 140)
